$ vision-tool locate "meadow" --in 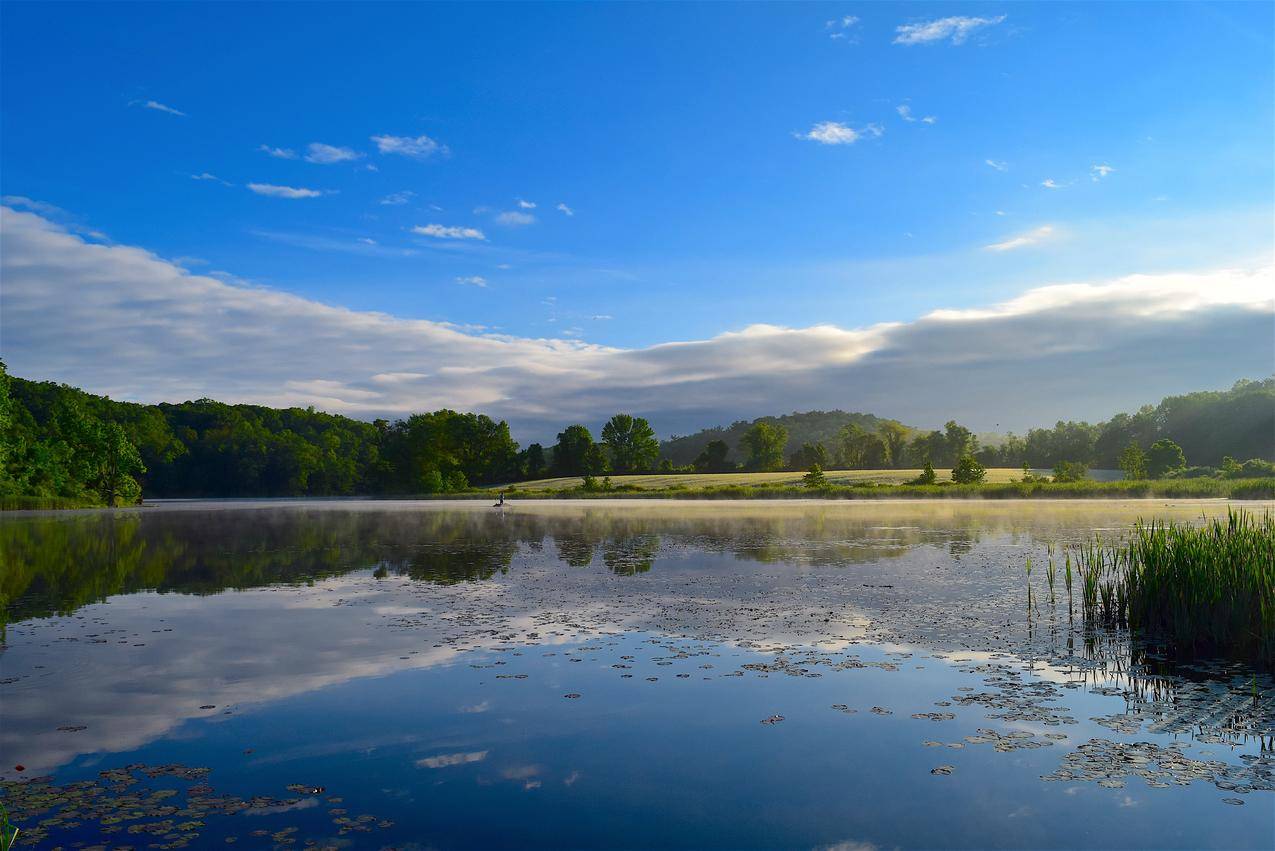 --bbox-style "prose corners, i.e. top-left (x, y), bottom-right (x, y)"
top-left (499, 467), bottom-right (1042, 491)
